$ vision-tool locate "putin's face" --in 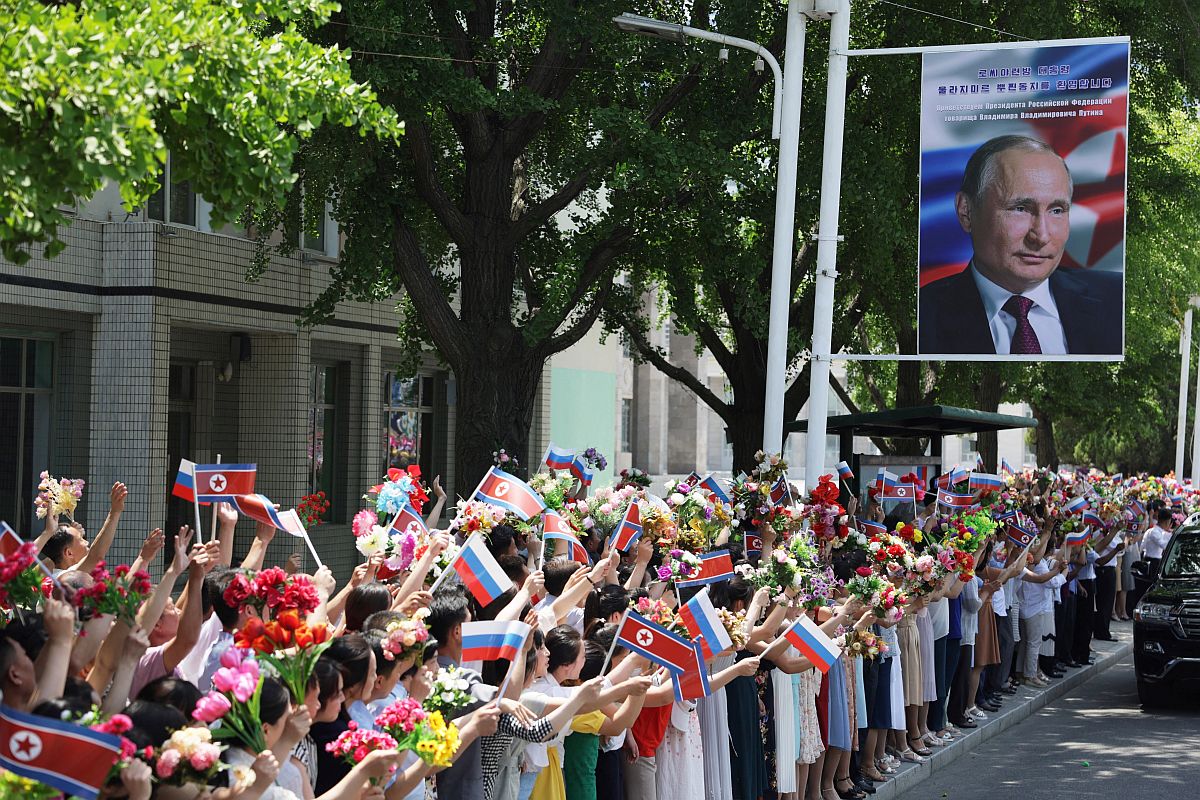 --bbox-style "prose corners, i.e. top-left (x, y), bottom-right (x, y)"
top-left (955, 148), bottom-right (1072, 294)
